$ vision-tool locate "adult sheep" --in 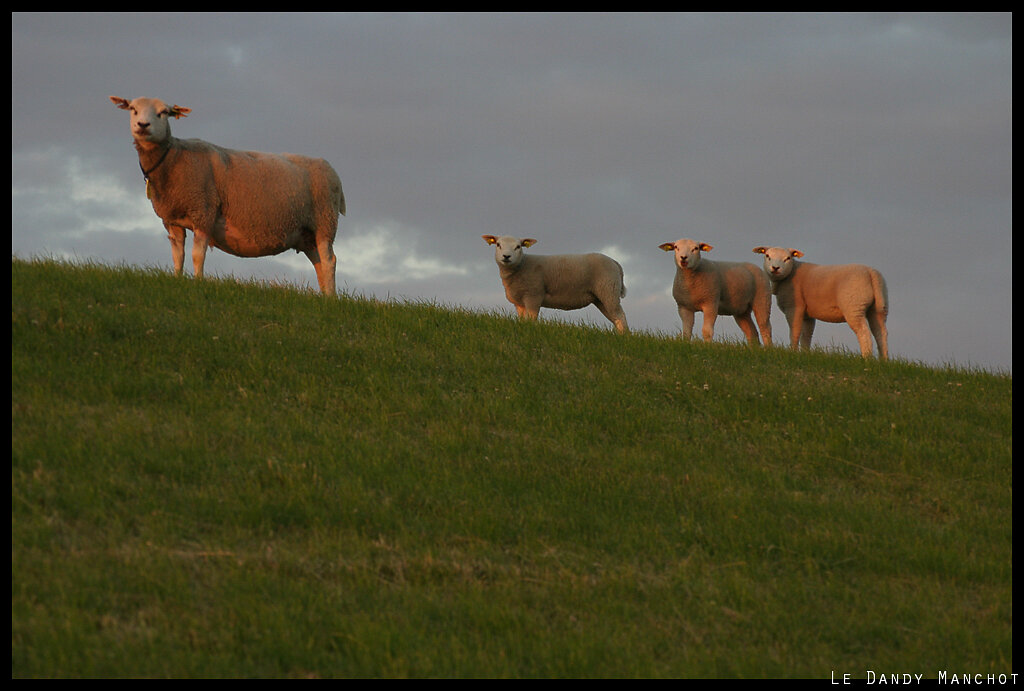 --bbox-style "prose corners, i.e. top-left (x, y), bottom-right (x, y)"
top-left (482, 235), bottom-right (629, 333)
top-left (110, 96), bottom-right (346, 294)
top-left (658, 239), bottom-right (772, 346)
top-left (752, 246), bottom-right (889, 359)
